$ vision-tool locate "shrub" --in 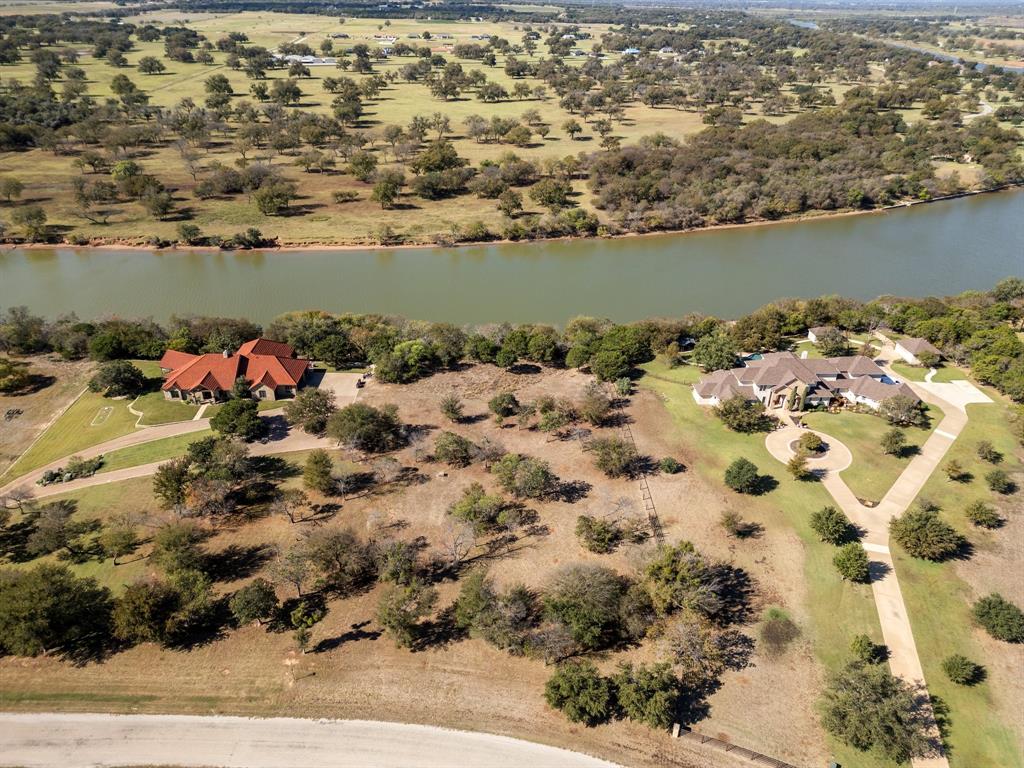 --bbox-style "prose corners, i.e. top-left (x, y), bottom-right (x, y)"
top-left (889, 507), bottom-right (963, 561)
top-left (492, 453), bottom-right (557, 499)
top-left (613, 662), bottom-right (679, 729)
top-left (575, 515), bottom-right (622, 554)
top-left (965, 500), bottom-right (1001, 528)
top-left (941, 654), bottom-right (983, 685)
top-left (787, 453), bottom-right (812, 480)
top-left (586, 436), bottom-right (637, 478)
top-left (810, 505), bottom-right (854, 545)
top-left (723, 457), bottom-right (759, 494)
top-left (433, 431), bottom-right (475, 467)
top-left (88, 360), bottom-right (146, 397)
top-left (543, 564), bottom-right (624, 650)
top-left (972, 593), bottom-right (1024, 642)
top-left (985, 468), bottom-right (1013, 494)
top-left (210, 397), bottom-right (268, 441)
top-left (976, 440), bottom-right (1002, 464)
top-left (760, 607), bottom-right (800, 655)
top-left (943, 458), bottom-right (968, 482)
top-left (488, 392), bottom-right (519, 419)
top-left (440, 394), bottom-right (463, 422)
top-left (798, 432), bottom-right (824, 453)
top-left (543, 660), bottom-right (614, 726)
top-left (447, 483), bottom-right (505, 533)
top-left (850, 633), bottom-right (884, 664)
top-left (833, 542), bottom-right (870, 583)
top-left (303, 449), bottom-right (335, 494)
top-left (659, 457), bottom-right (682, 474)
top-left (713, 395), bottom-right (775, 433)
top-left (229, 578), bottom-right (279, 626)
